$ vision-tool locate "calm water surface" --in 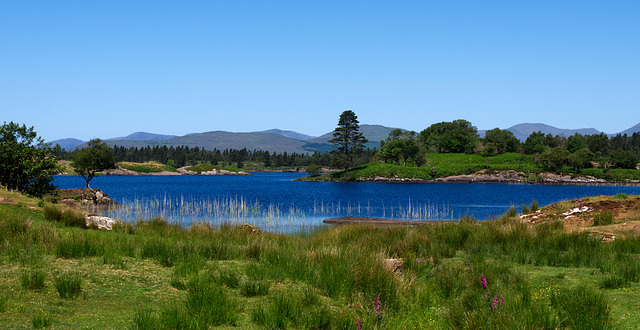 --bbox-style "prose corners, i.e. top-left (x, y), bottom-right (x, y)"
top-left (54, 173), bottom-right (640, 232)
